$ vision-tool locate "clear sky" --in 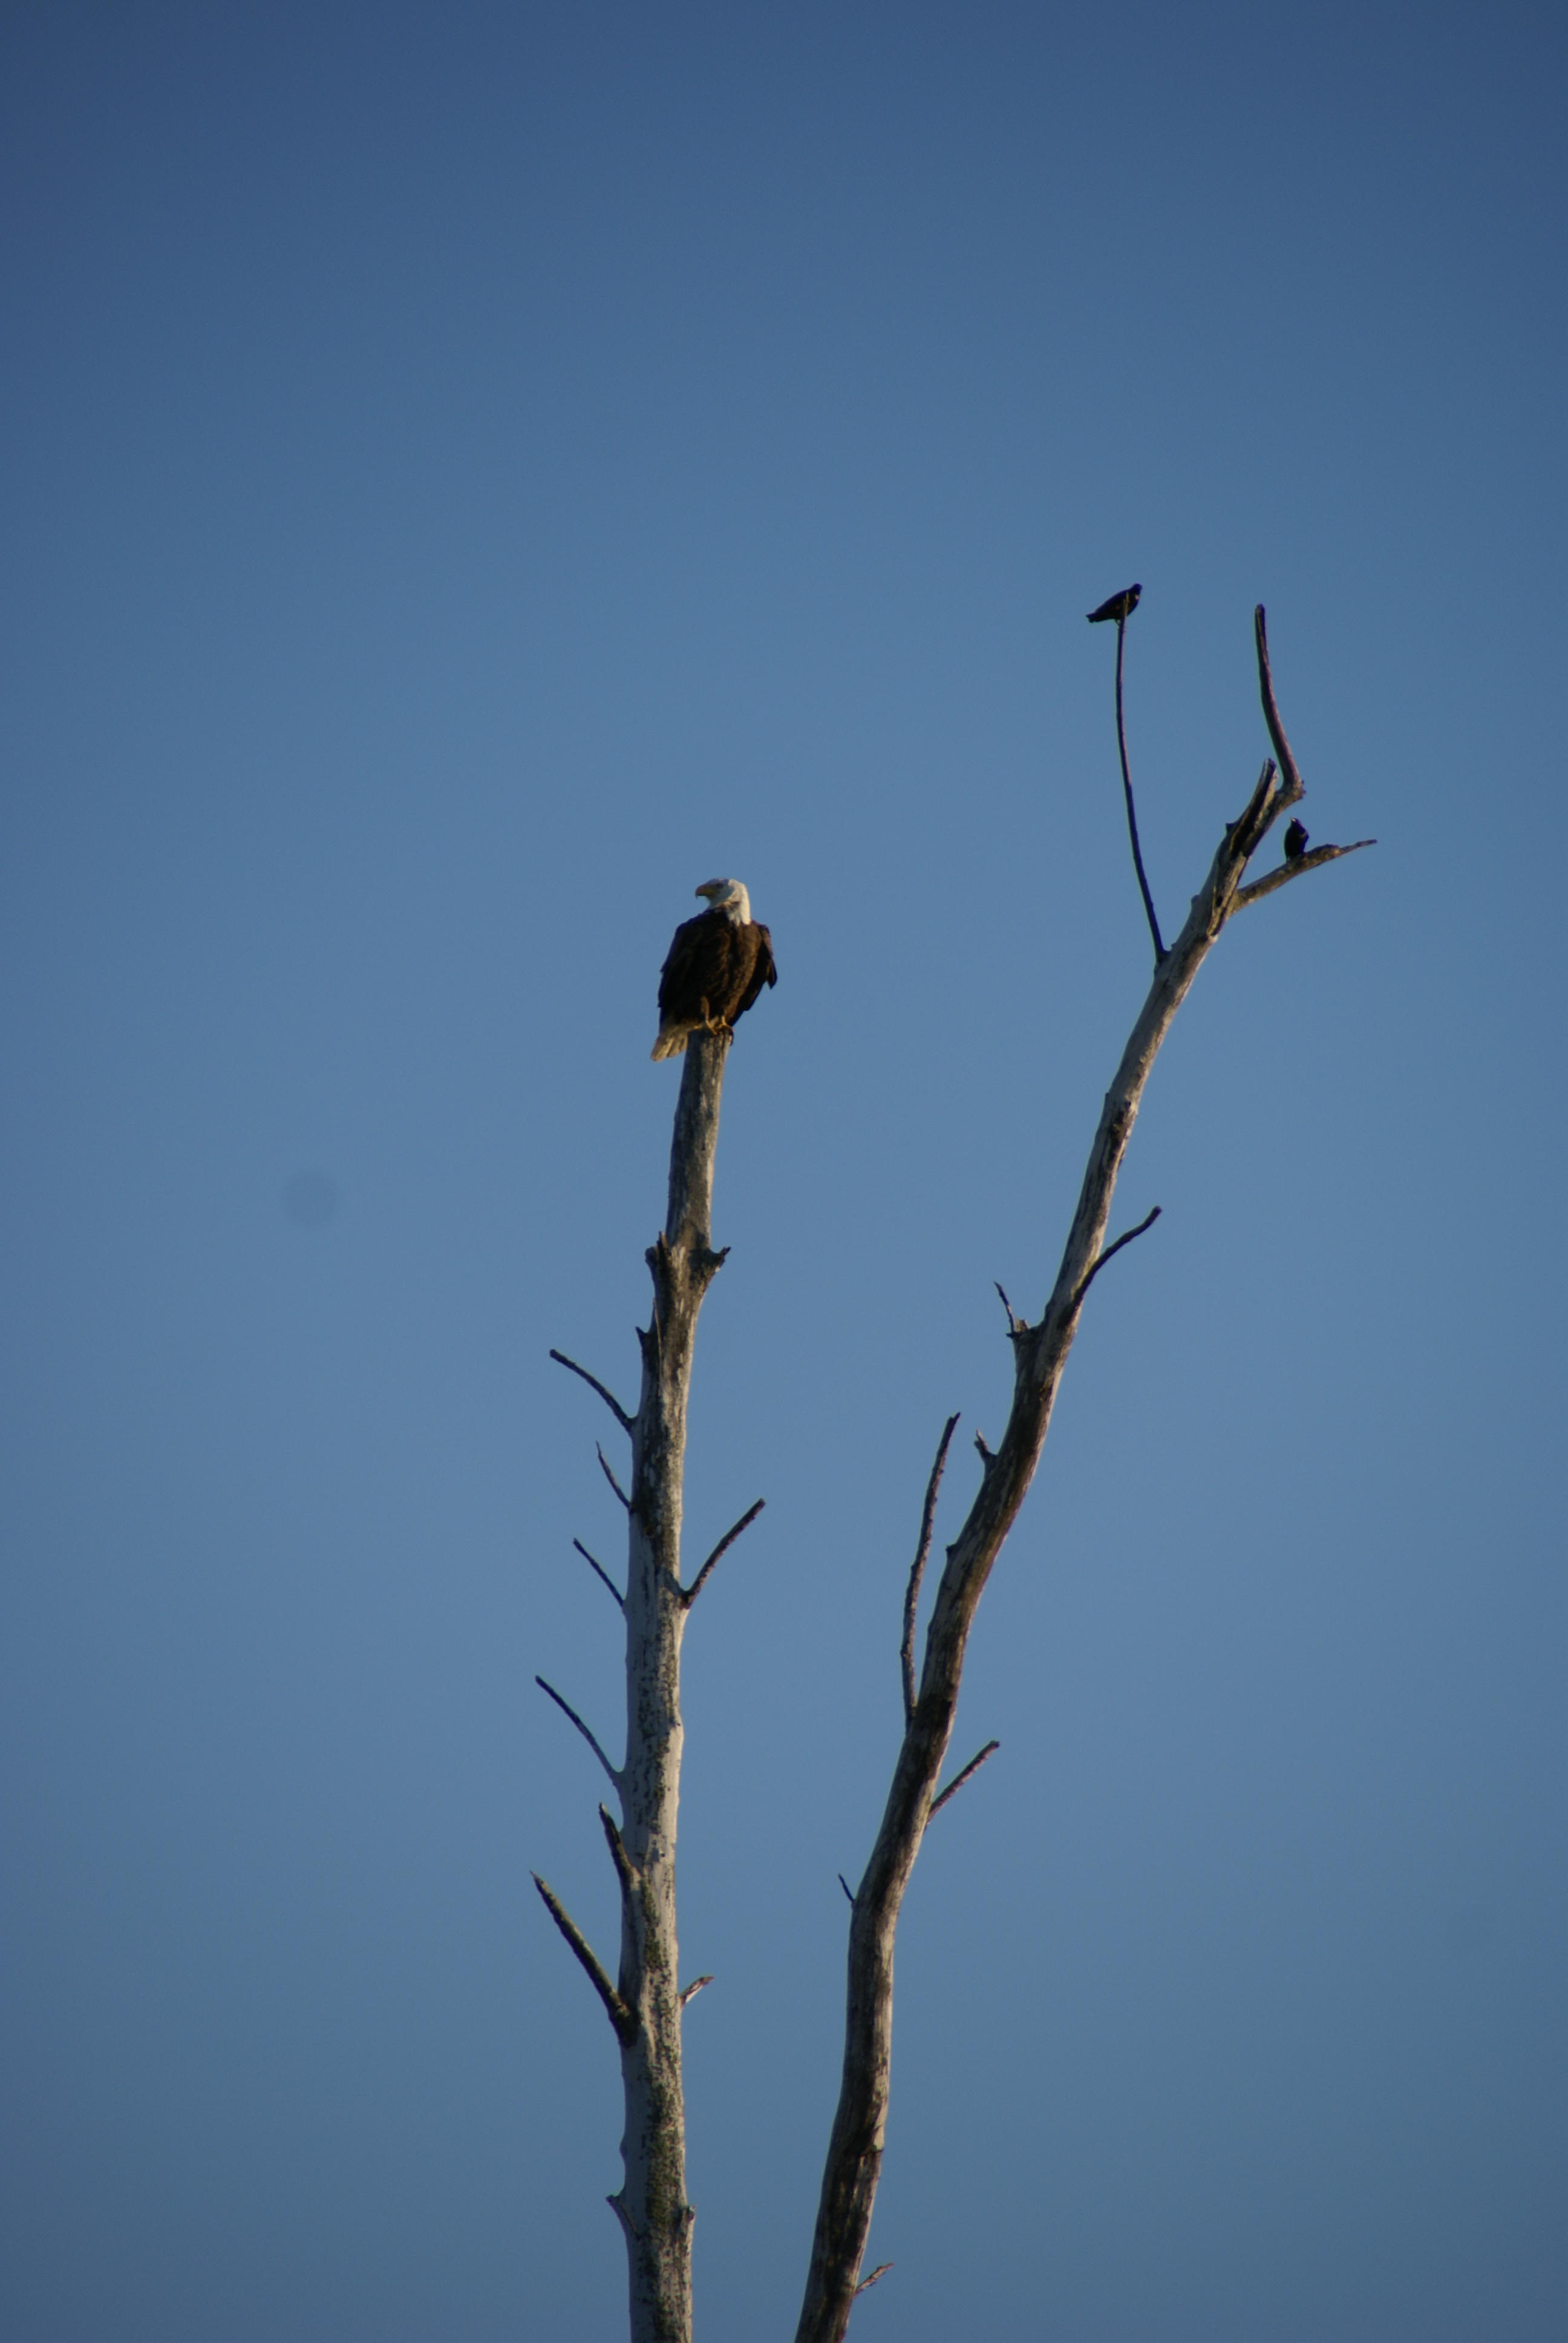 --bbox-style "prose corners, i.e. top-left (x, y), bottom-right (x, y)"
top-left (2, 4), bottom-right (1564, 2338)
